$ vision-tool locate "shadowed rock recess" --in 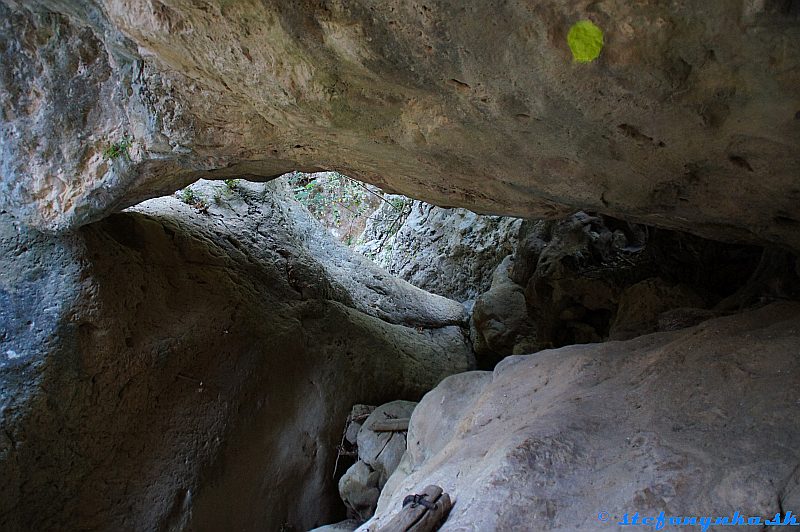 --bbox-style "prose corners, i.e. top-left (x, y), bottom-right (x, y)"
top-left (0, 181), bottom-right (474, 530)
top-left (1, 1), bottom-right (800, 531)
